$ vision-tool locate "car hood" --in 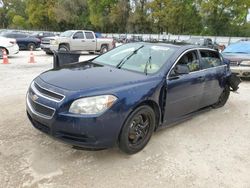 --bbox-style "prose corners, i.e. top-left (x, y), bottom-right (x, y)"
top-left (222, 52), bottom-right (250, 60)
top-left (39, 62), bottom-right (152, 92)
